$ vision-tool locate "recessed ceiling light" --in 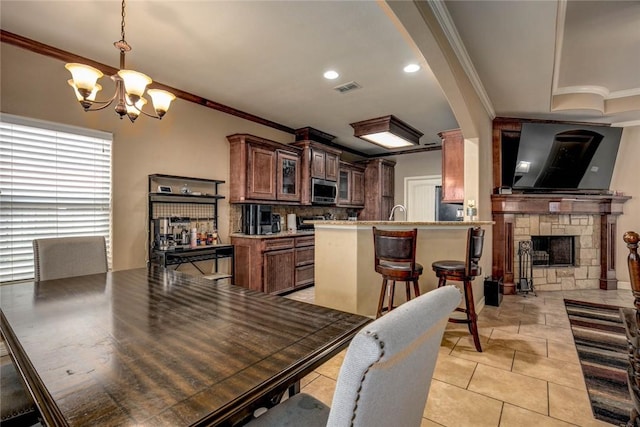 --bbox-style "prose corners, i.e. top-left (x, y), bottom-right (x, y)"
top-left (323, 70), bottom-right (339, 80)
top-left (403, 64), bottom-right (420, 73)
